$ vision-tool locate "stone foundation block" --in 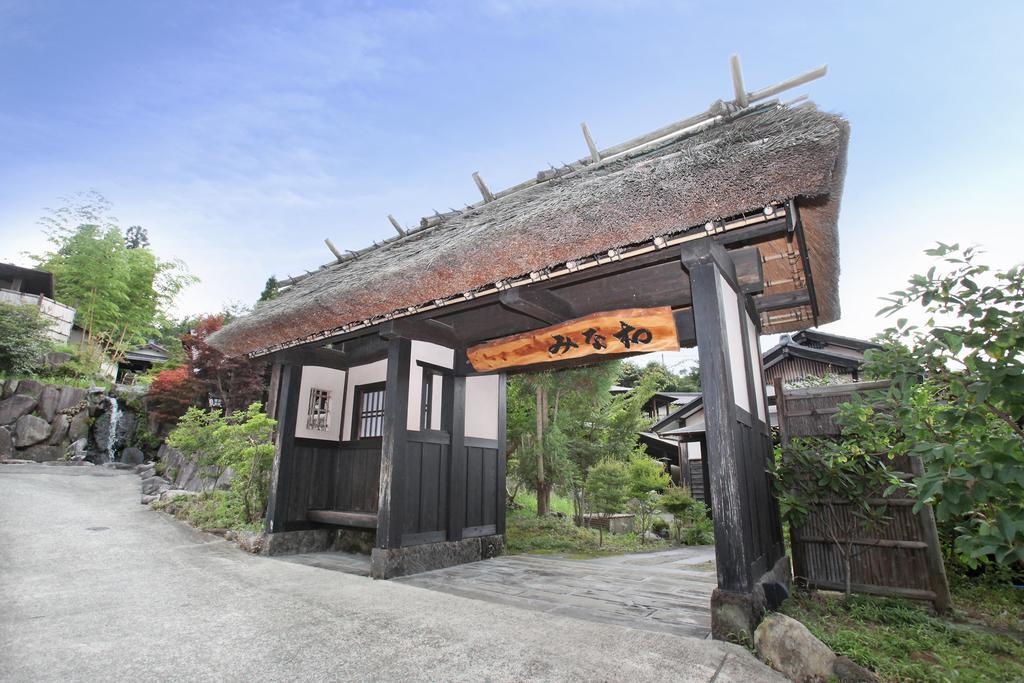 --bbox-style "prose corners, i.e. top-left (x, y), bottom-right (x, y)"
top-left (371, 534), bottom-right (503, 579)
